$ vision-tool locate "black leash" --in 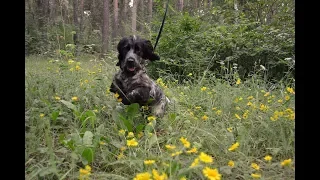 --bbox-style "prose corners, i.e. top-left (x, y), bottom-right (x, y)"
top-left (153, 0), bottom-right (170, 51)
